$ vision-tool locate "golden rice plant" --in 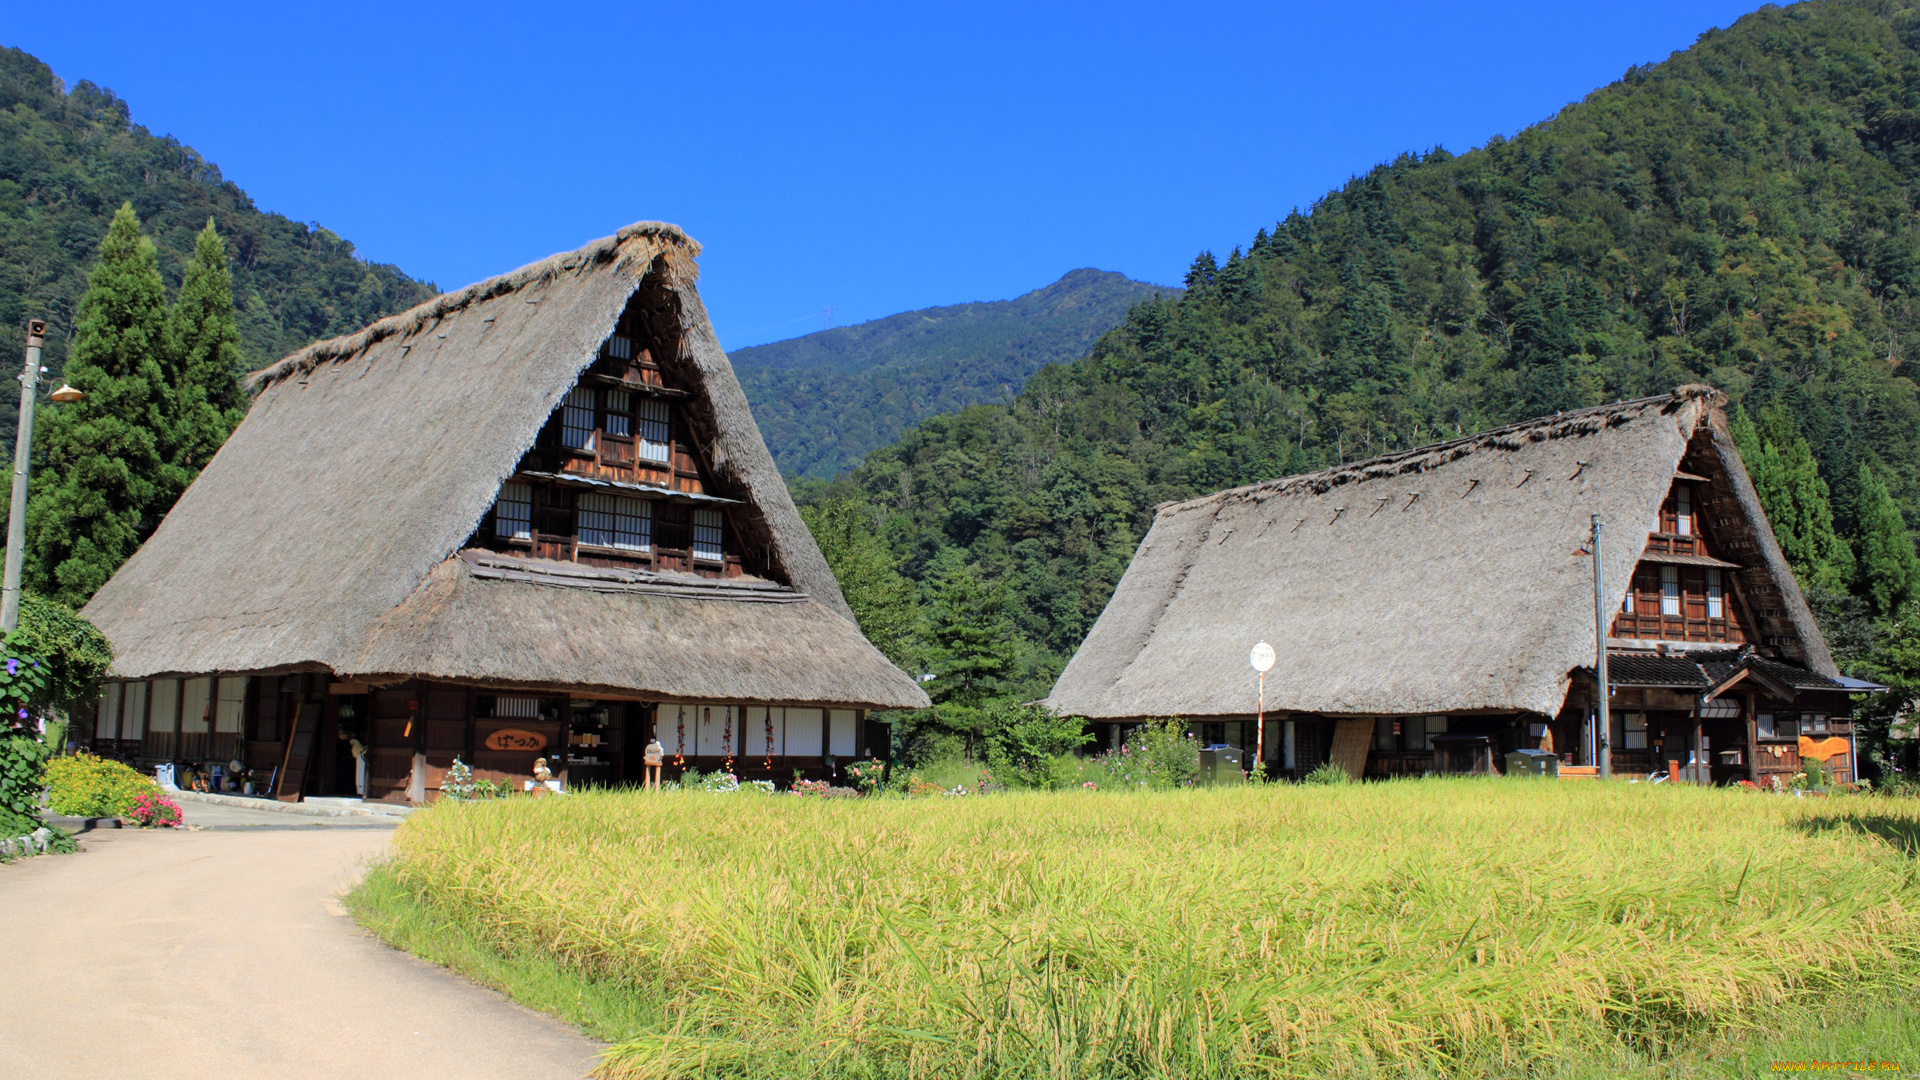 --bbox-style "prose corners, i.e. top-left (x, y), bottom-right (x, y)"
top-left (366, 780), bottom-right (1920, 1078)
